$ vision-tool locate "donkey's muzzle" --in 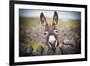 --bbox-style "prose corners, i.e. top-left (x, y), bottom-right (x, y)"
top-left (48, 40), bottom-right (58, 49)
top-left (48, 40), bottom-right (57, 48)
top-left (48, 35), bottom-right (58, 49)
